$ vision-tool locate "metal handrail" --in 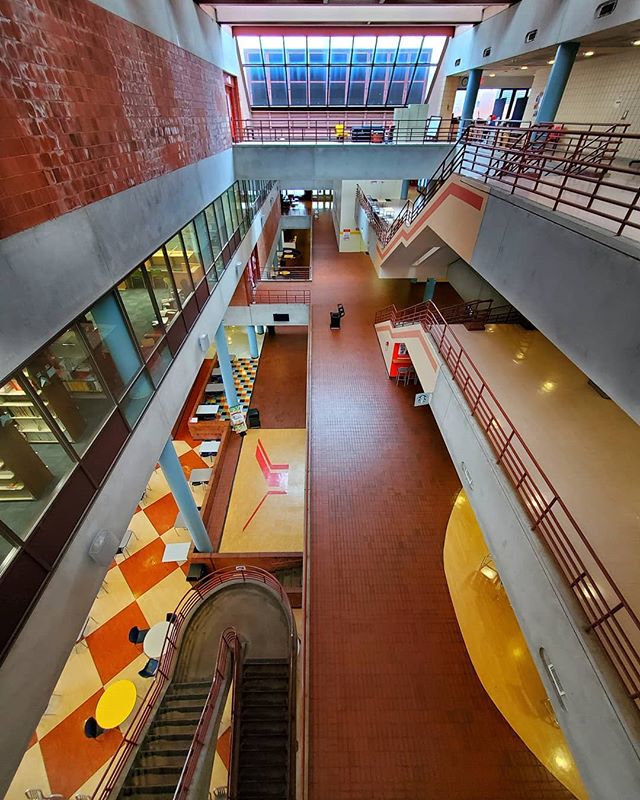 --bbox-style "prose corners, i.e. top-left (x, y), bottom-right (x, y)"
top-left (91, 566), bottom-right (295, 800)
top-left (254, 289), bottom-right (311, 305)
top-left (357, 123), bottom-right (640, 243)
top-left (376, 301), bottom-right (640, 707)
